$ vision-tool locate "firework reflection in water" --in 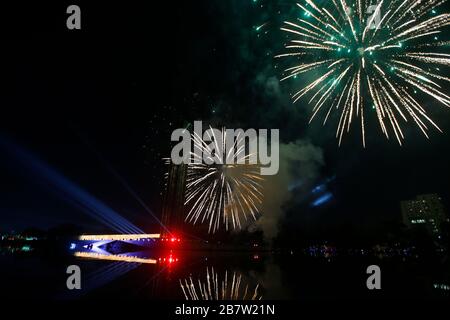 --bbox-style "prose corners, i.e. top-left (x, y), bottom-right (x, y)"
top-left (179, 267), bottom-right (263, 300)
